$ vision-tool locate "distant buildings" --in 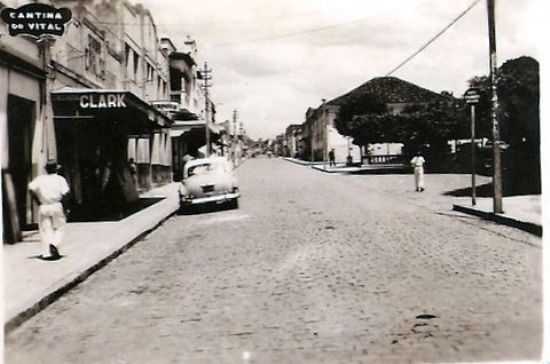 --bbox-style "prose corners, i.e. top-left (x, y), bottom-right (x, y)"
top-left (284, 124), bottom-right (302, 158)
top-left (281, 76), bottom-right (452, 163)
